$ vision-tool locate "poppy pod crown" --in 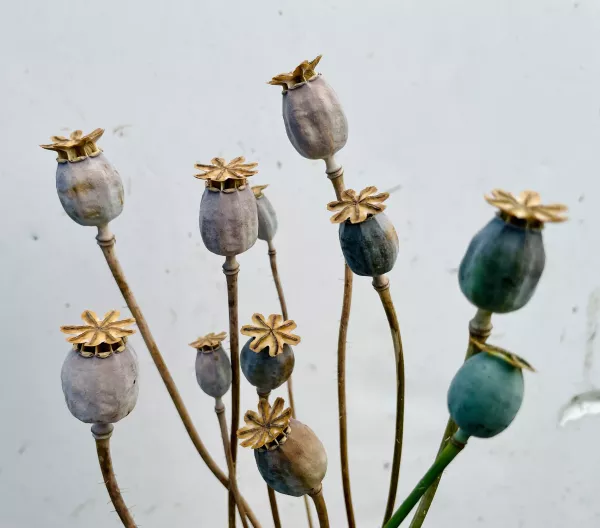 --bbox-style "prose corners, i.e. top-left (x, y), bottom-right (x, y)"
top-left (41, 129), bottom-right (104, 163)
top-left (189, 331), bottom-right (227, 353)
top-left (194, 156), bottom-right (258, 192)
